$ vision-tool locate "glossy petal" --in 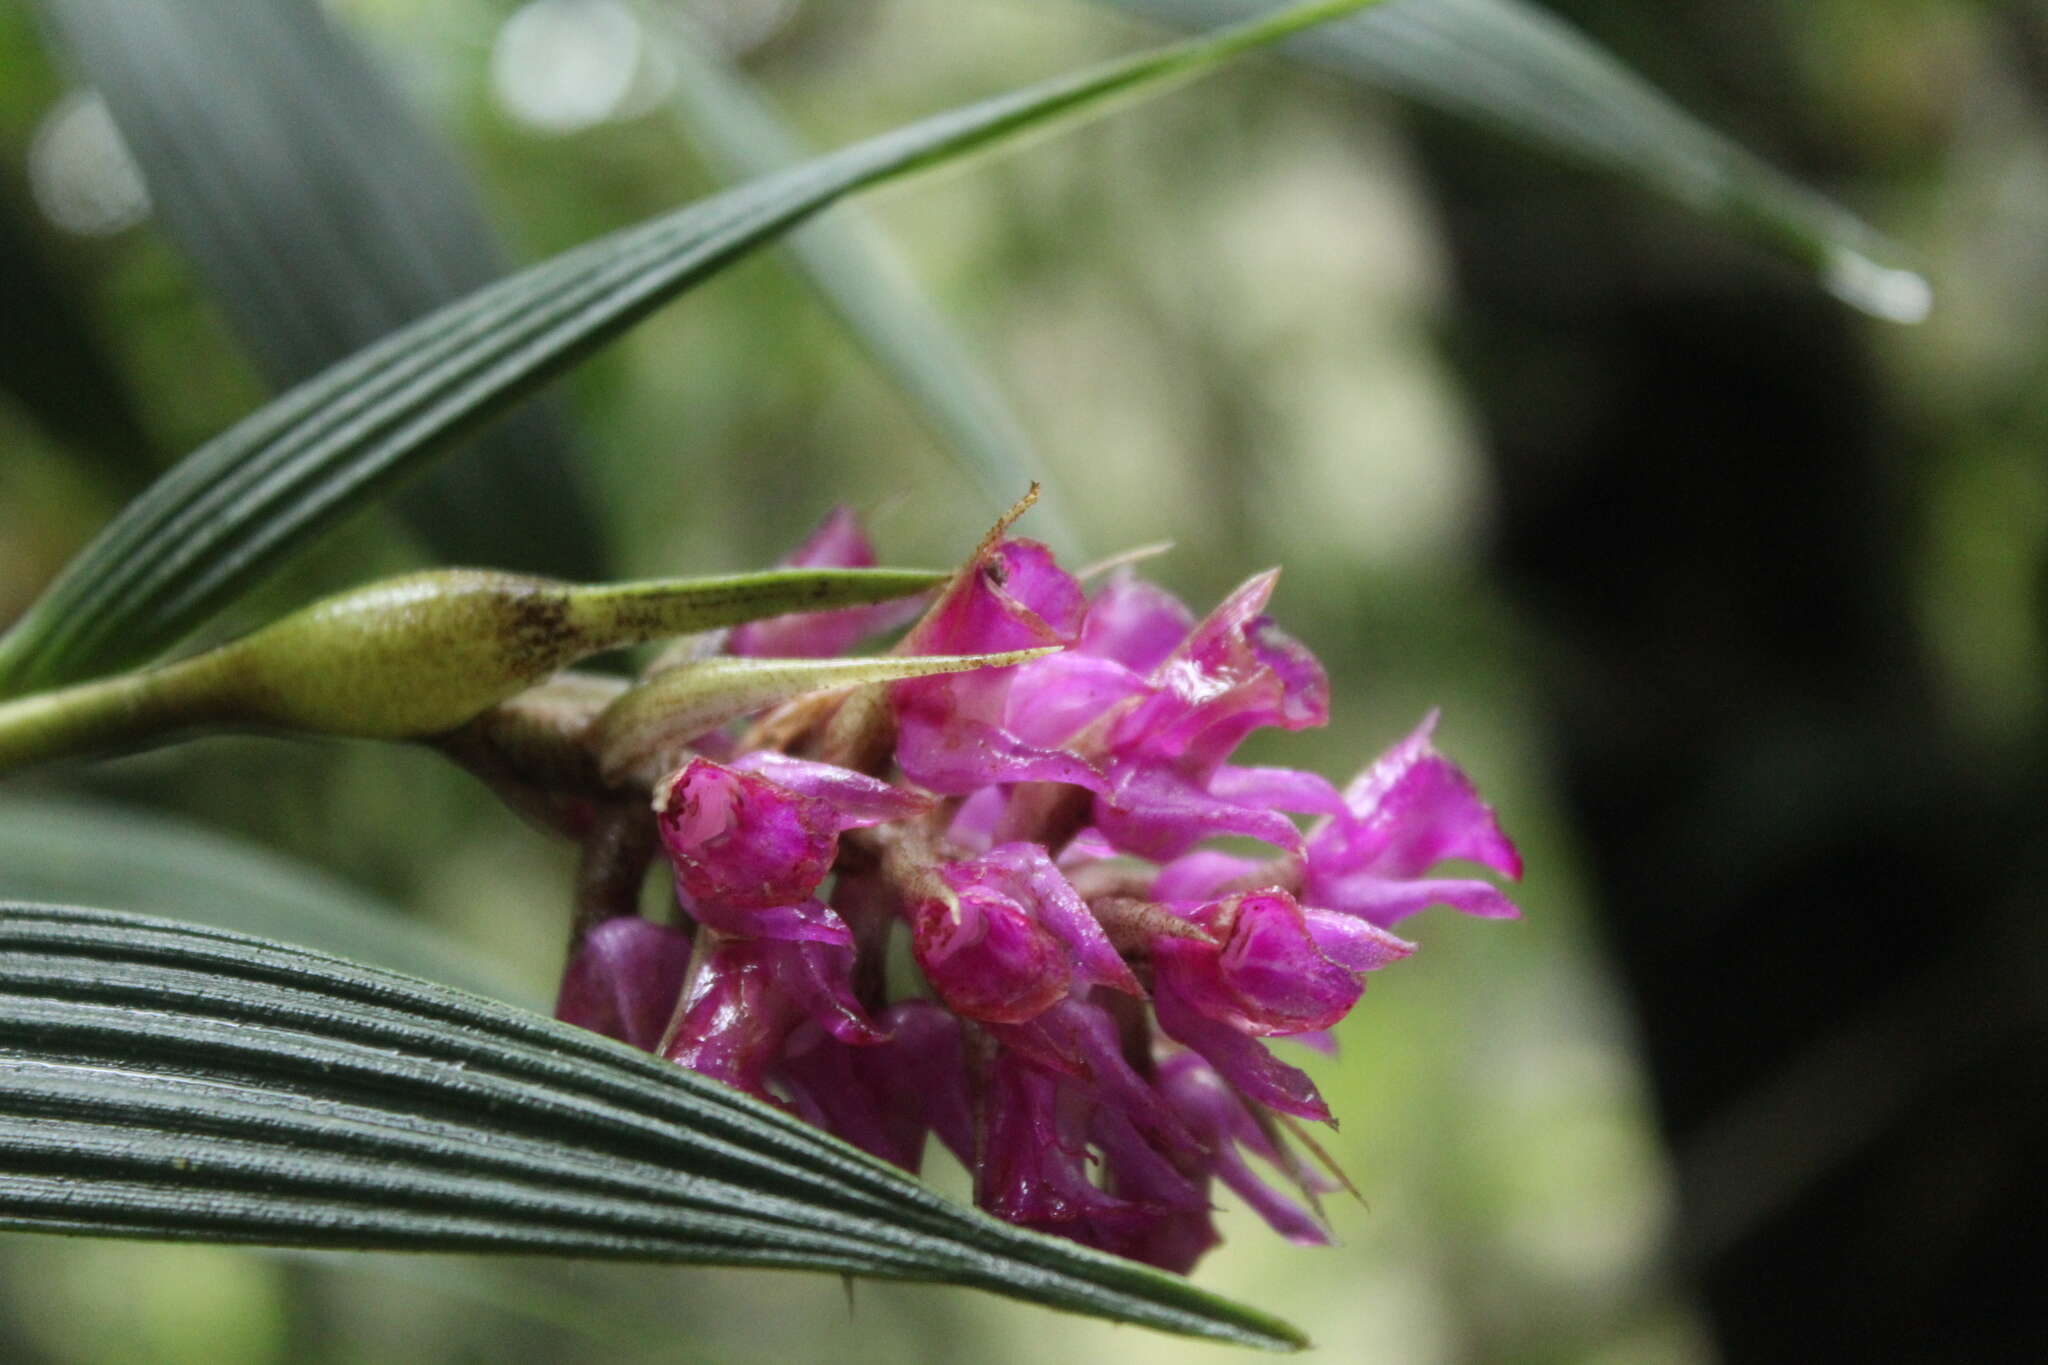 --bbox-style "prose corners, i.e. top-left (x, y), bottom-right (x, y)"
top-left (1151, 892), bottom-right (1359, 1037)
top-left (1304, 712), bottom-right (1524, 925)
top-left (1077, 572), bottom-right (1196, 673)
top-left (1159, 1053), bottom-right (1331, 1247)
top-left (658, 755), bottom-right (921, 912)
top-left (553, 916), bottom-right (689, 1052)
top-left (1210, 764), bottom-right (1347, 819)
top-left (662, 937), bottom-right (794, 1098)
top-left (978, 1054), bottom-right (1135, 1228)
top-left (985, 998), bottom-right (1197, 1158)
top-left (1094, 759), bottom-right (1312, 861)
top-left (684, 895), bottom-right (853, 947)
top-left (1002, 652), bottom-right (1151, 749)
top-left (977, 844), bottom-right (1141, 995)
top-left (1152, 976), bottom-right (1330, 1121)
top-left (1110, 571), bottom-right (1330, 772)
top-left (664, 937), bottom-right (881, 1099)
top-left (729, 751), bottom-right (931, 826)
top-left (1151, 850), bottom-right (1262, 903)
top-left (893, 539), bottom-right (1104, 794)
top-left (911, 874), bottom-right (1070, 1025)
